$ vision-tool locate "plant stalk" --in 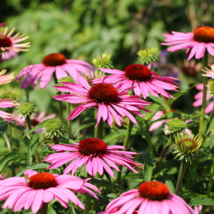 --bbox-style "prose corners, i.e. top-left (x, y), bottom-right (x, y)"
top-left (94, 118), bottom-right (104, 139)
top-left (117, 119), bottom-right (133, 184)
top-left (145, 122), bottom-right (155, 158)
top-left (7, 123), bottom-right (13, 152)
top-left (156, 134), bottom-right (172, 166)
top-left (175, 159), bottom-right (189, 195)
top-left (53, 136), bottom-right (59, 144)
top-left (206, 149), bottom-right (214, 197)
top-left (66, 102), bottom-right (72, 139)
top-left (25, 115), bottom-right (40, 163)
top-left (40, 203), bottom-right (48, 214)
top-left (205, 96), bottom-right (214, 134)
top-left (199, 50), bottom-right (208, 137)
